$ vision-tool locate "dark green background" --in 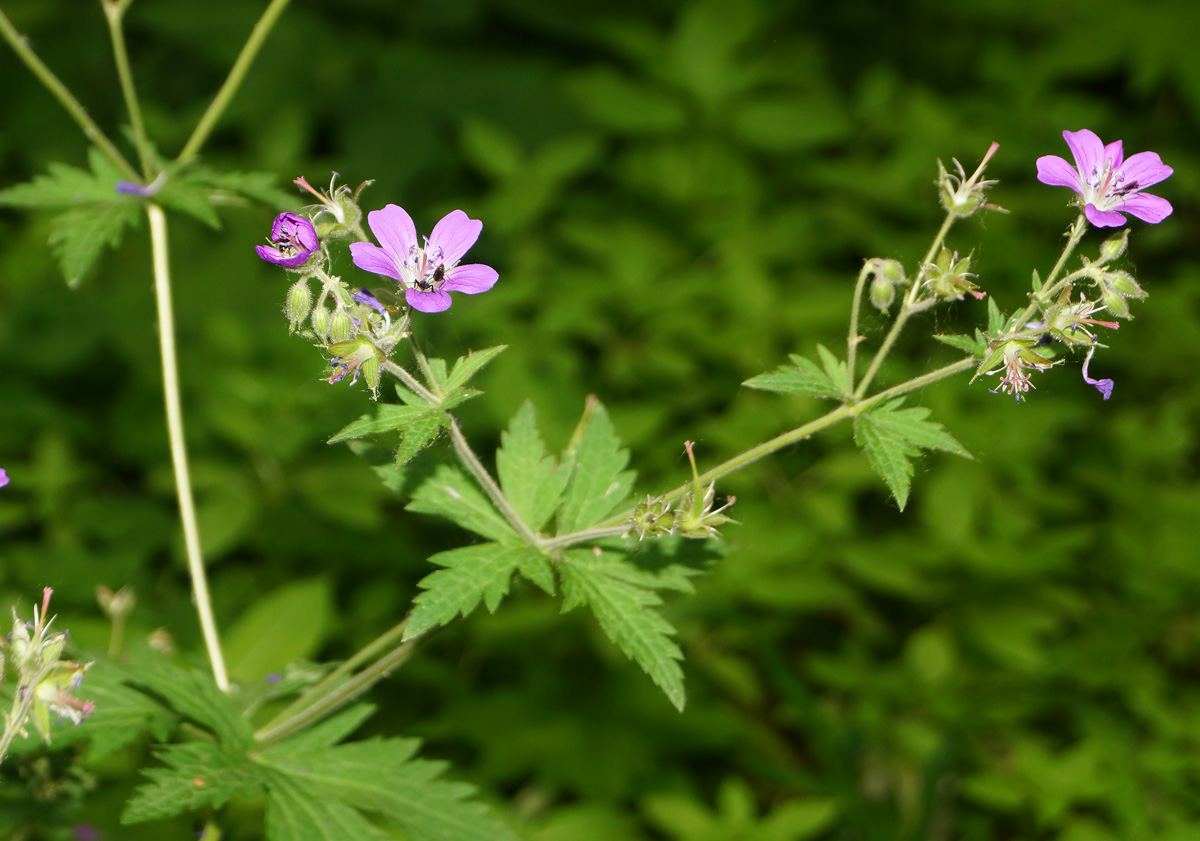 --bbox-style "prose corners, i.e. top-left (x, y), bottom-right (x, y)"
top-left (2, 0), bottom-right (1199, 838)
